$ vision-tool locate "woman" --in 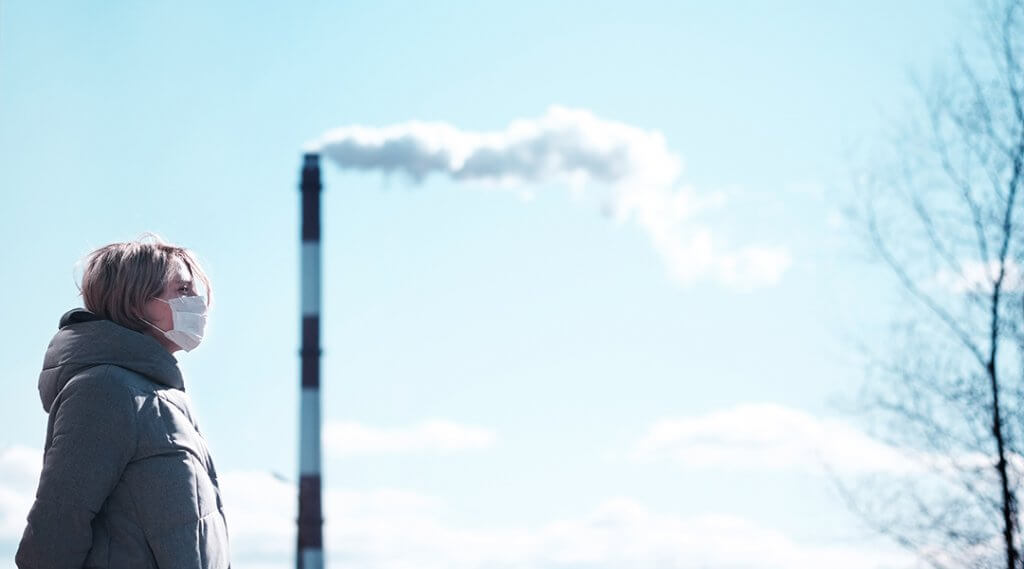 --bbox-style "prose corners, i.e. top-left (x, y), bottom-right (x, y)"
top-left (16, 237), bottom-right (230, 569)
